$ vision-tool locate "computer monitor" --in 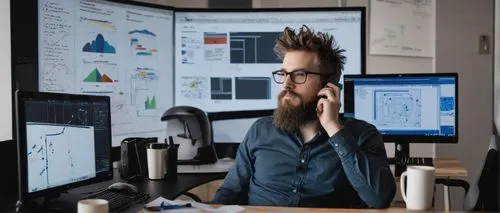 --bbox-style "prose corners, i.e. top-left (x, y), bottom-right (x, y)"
top-left (343, 73), bottom-right (458, 143)
top-left (15, 90), bottom-right (113, 204)
top-left (13, 0), bottom-right (175, 148)
top-left (343, 73), bottom-right (458, 174)
top-left (174, 7), bottom-right (366, 113)
top-left (208, 111), bottom-right (266, 158)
